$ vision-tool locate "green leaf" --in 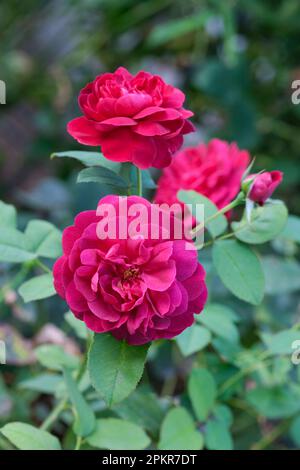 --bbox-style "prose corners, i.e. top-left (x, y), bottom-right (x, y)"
top-left (289, 415), bottom-right (300, 446)
top-left (176, 325), bottom-right (211, 357)
top-left (261, 329), bottom-right (300, 355)
top-left (246, 385), bottom-right (300, 419)
top-left (0, 422), bottom-right (61, 450)
top-left (25, 220), bottom-right (62, 259)
top-left (63, 367), bottom-right (96, 437)
top-left (158, 407), bottom-right (203, 450)
top-left (213, 404), bottom-right (233, 428)
top-left (64, 311), bottom-right (88, 340)
top-left (198, 304), bottom-right (239, 343)
top-left (262, 256), bottom-right (300, 294)
top-left (0, 200), bottom-right (17, 228)
top-left (35, 345), bottom-right (80, 371)
top-left (270, 357), bottom-right (293, 385)
top-left (178, 190), bottom-right (227, 237)
top-left (232, 201), bottom-right (288, 244)
top-left (86, 418), bottom-right (150, 450)
top-left (88, 334), bottom-right (149, 406)
top-left (18, 274), bottom-right (56, 302)
top-left (212, 240), bottom-right (265, 305)
top-left (281, 215), bottom-right (300, 243)
top-left (0, 228), bottom-right (36, 263)
top-left (77, 167), bottom-right (128, 189)
top-left (141, 170), bottom-right (157, 189)
top-left (113, 387), bottom-right (165, 436)
top-left (51, 150), bottom-right (121, 172)
top-left (18, 374), bottom-right (63, 394)
top-left (205, 419), bottom-right (233, 450)
top-left (188, 368), bottom-right (217, 421)
top-left (212, 337), bottom-right (242, 361)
